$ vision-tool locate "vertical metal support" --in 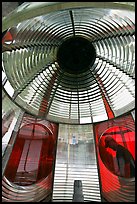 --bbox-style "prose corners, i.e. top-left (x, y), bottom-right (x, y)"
top-left (92, 123), bottom-right (103, 202)
top-left (2, 77), bottom-right (7, 86)
top-left (66, 125), bottom-right (70, 180)
top-left (51, 124), bottom-right (59, 202)
top-left (2, 110), bottom-right (24, 177)
top-left (131, 110), bottom-right (135, 121)
top-left (69, 10), bottom-right (75, 37)
top-left (72, 180), bottom-right (84, 202)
